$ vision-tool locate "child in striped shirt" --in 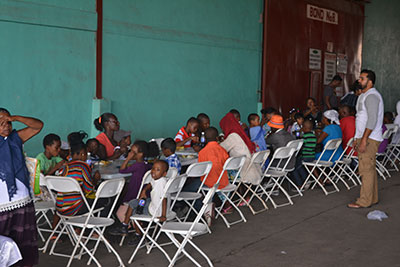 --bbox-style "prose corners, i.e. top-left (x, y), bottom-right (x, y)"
top-left (291, 120), bottom-right (316, 187)
top-left (174, 117), bottom-right (200, 149)
top-left (56, 143), bottom-right (101, 216)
